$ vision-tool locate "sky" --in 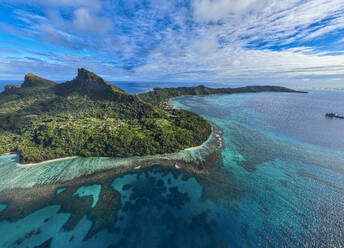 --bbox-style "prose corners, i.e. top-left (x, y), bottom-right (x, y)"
top-left (1, 0), bottom-right (344, 86)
